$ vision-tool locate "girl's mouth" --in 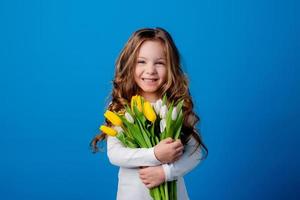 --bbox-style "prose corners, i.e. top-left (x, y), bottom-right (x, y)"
top-left (142, 78), bottom-right (158, 82)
